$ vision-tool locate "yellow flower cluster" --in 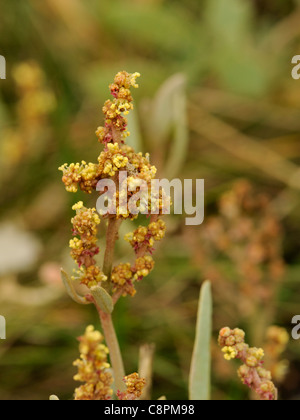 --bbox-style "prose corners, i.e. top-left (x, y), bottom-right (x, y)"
top-left (97, 146), bottom-right (163, 221)
top-left (222, 346), bottom-right (238, 361)
top-left (103, 99), bottom-right (132, 119)
top-left (125, 220), bottom-right (166, 253)
top-left (238, 363), bottom-right (272, 382)
top-left (75, 265), bottom-right (107, 289)
top-left (73, 326), bottom-right (113, 400)
top-left (59, 163), bottom-right (81, 193)
top-left (71, 201), bottom-right (100, 238)
top-left (69, 237), bottom-right (100, 271)
top-left (125, 226), bottom-right (149, 247)
top-left (59, 161), bottom-right (98, 193)
top-left (237, 364), bottom-right (276, 400)
top-left (111, 256), bottom-right (155, 297)
top-left (123, 147), bottom-right (157, 183)
top-left (117, 373), bottom-right (146, 400)
top-left (69, 202), bottom-right (106, 288)
top-left (245, 347), bottom-right (265, 368)
top-left (96, 71), bottom-right (140, 145)
top-left (60, 71), bottom-right (167, 298)
top-left (219, 327), bottom-right (277, 401)
top-left (124, 373), bottom-right (146, 399)
top-left (58, 71), bottom-right (167, 401)
top-left (69, 202), bottom-right (100, 265)
top-left (134, 256), bottom-right (155, 279)
top-left (59, 71), bottom-right (167, 222)
top-left (98, 143), bottom-right (129, 177)
top-left (109, 71), bottom-right (140, 105)
top-left (149, 220), bottom-right (167, 241)
top-left (114, 71), bottom-right (141, 90)
top-left (111, 263), bottom-right (135, 297)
